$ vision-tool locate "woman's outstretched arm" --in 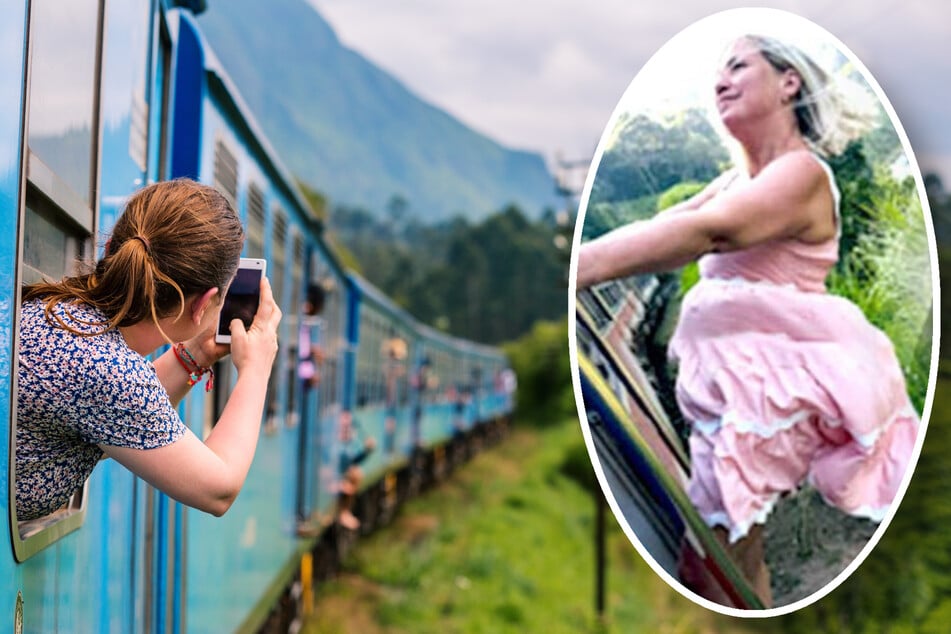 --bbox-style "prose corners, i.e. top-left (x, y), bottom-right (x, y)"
top-left (101, 278), bottom-right (282, 516)
top-left (575, 151), bottom-right (833, 289)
